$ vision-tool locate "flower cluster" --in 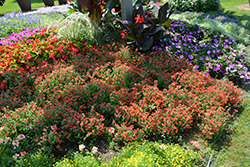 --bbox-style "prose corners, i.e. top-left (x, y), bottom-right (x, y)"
top-left (154, 19), bottom-right (250, 83)
top-left (0, 11), bottom-right (43, 38)
top-left (0, 26), bottom-right (243, 159)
